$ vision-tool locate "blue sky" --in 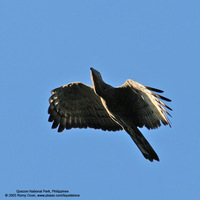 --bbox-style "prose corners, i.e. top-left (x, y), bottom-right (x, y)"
top-left (1, 1), bottom-right (200, 199)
